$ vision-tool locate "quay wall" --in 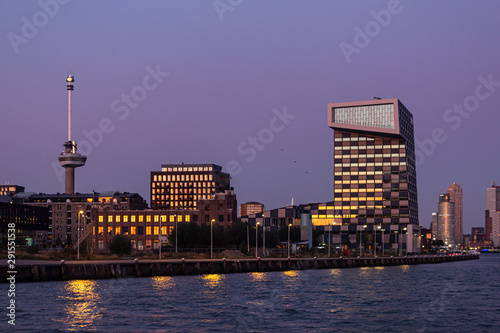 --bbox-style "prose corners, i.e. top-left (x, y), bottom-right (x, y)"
top-left (2, 255), bottom-right (479, 283)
